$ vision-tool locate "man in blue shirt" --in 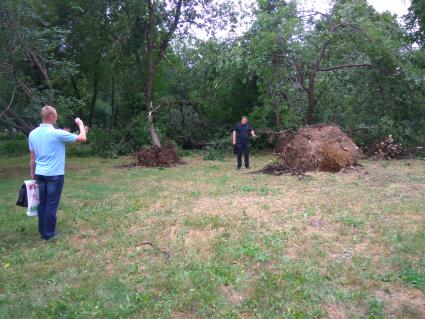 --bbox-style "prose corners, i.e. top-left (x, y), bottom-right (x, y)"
top-left (29, 106), bottom-right (87, 241)
top-left (232, 116), bottom-right (256, 170)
